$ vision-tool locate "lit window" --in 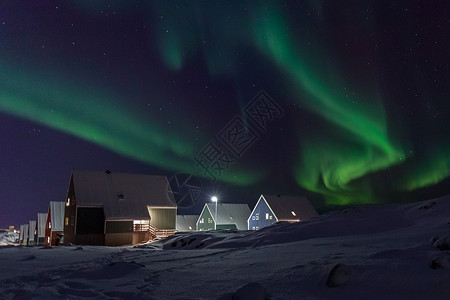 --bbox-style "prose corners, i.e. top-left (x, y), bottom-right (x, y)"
top-left (256, 214), bottom-right (259, 220)
top-left (229, 216), bottom-right (233, 220)
top-left (47, 237), bottom-right (50, 244)
top-left (266, 213), bottom-right (269, 220)
top-left (49, 222), bottom-right (51, 229)
top-left (291, 211), bottom-right (296, 216)
top-left (252, 226), bottom-right (255, 230)
top-left (188, 226), bottom-right (192, 230)
top-left (270, 215), bottom-right (272, 220)
top-left (65, 217), bottom-right (69, 226)
top-left (256, 226), bottom-right (259, 230)
top-left (252, 216), bottom-right (255, 220)
top-left (66, 198), bottom-right (70, 207)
